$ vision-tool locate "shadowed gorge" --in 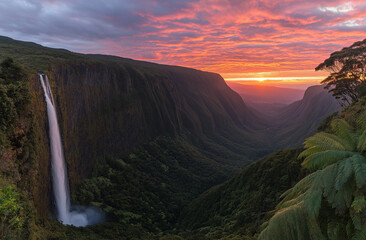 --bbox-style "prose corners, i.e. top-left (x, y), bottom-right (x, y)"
top-left (0, 36), bottom-right (350, 239)
top-left (1, 0), bottom-right (366, 238)
top-left (0, 36), bottom-right (274, 237)
top-left (178, 148), bottom-right (309, 238)
top-left (233, 85), bottom-right (341, 151)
